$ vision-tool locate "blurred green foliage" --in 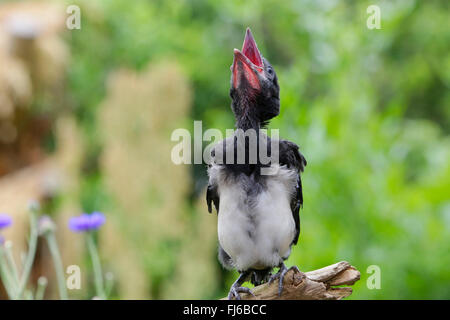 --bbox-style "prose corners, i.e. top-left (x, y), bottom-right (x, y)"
top-left (66, 0), bottom-right (449, 299)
